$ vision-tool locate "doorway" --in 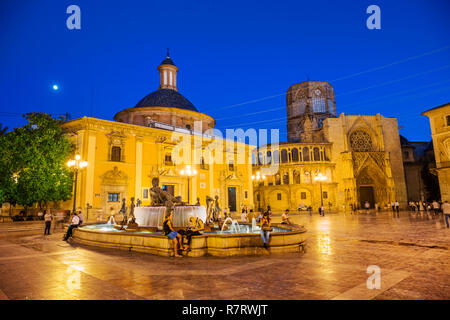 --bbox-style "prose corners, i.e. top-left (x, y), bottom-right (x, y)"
top-left (228, 187), bottom-right (237, 212)
top-left (162, 185), bottom-right (175, 196)
top-left (359, 186), bottom-right (375, 208)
